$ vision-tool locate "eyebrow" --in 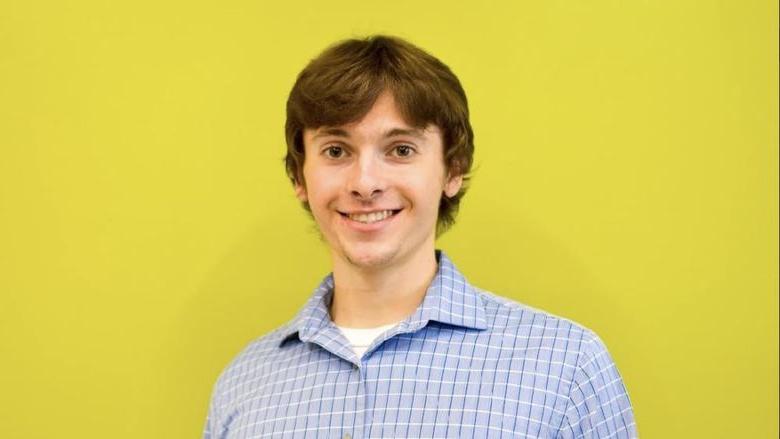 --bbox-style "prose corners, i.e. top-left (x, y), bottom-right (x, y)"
top-left (311, 127), bottom-right (426, 140)
top-left (385, 128), bottom-right (426, 139)
top-left (312, 127), bottom-right (349, 140)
